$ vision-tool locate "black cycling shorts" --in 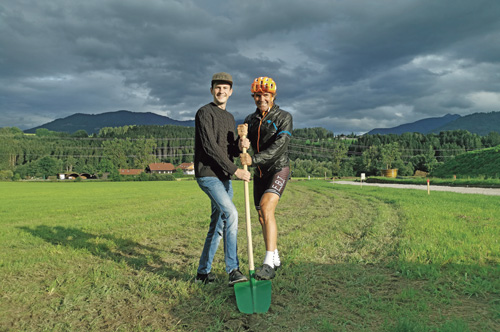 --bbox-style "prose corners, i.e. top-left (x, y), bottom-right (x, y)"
top-left (253, 167), bottom-right (290, 210)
